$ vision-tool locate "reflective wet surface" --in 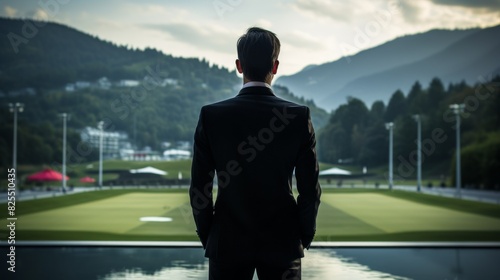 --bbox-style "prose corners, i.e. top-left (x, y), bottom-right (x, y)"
top-left (2, 247), bottom-right (500, 279)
